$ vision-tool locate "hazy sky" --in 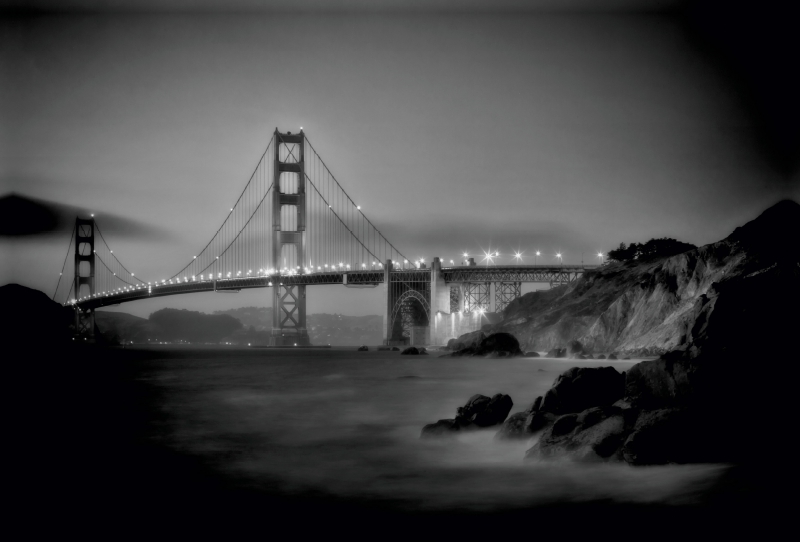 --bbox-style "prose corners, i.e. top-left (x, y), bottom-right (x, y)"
top-left (2, 1), bottom-right (797, 317)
